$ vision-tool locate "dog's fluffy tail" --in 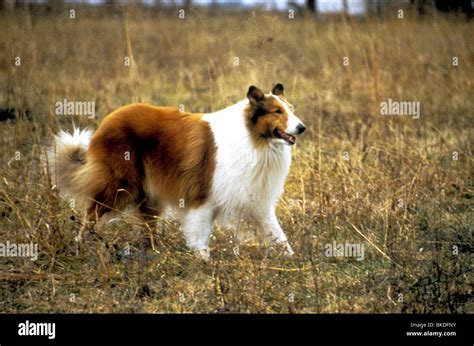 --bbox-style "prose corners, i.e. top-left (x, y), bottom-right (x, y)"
top-left (47, 128), bottom-right (94, 203)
